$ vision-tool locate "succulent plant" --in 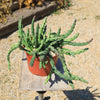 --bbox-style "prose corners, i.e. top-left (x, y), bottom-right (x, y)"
top-left (7, 17), bottom-right (93, 89)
